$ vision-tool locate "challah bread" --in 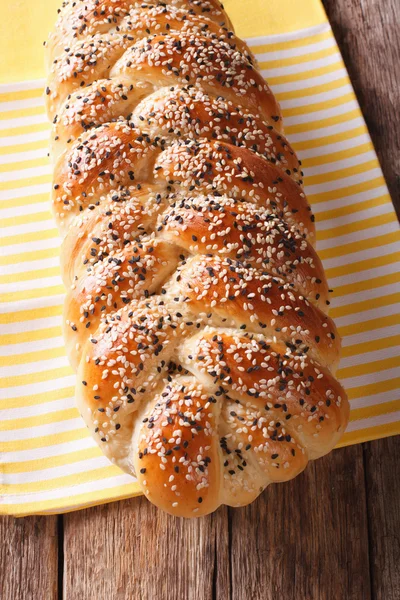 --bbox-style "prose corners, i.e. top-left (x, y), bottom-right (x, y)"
top-left (46, 0), bottom-right (349, 517)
